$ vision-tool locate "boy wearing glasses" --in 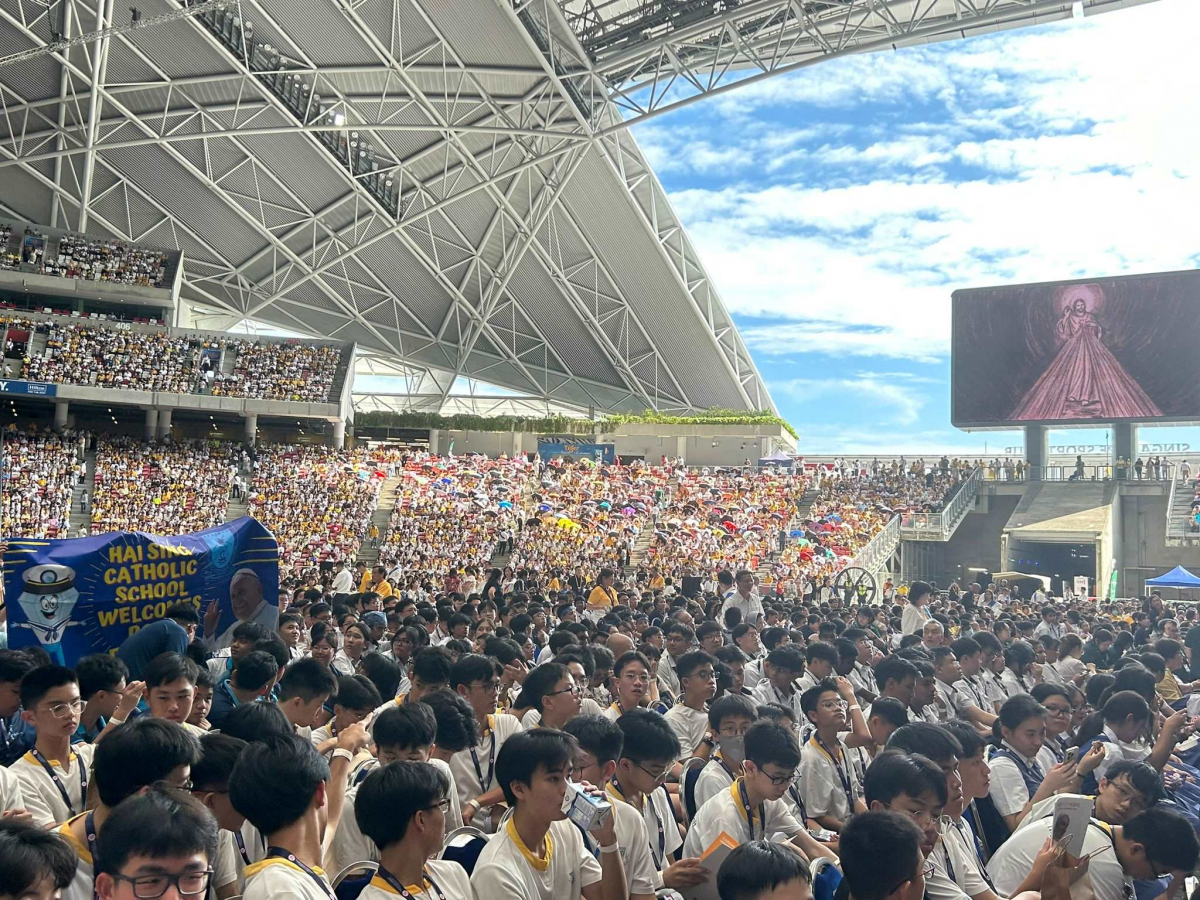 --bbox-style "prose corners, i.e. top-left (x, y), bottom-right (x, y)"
top-left (94, 786), bottom-right (218, 900)
top-left (683, 721), bottom-right (833, 863)
top-left (799, 678), bottom-right (868, 834)
top-left (448, 655), bottom-right (522, 833)
top-left (664, 650), bottom-right (717, 764)
top-left (609, 710), bottom-right (684, 868)
top-left (354, 760), bottom-right (472, 900)
top-left (12, 666), bottom-right (93, 827)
